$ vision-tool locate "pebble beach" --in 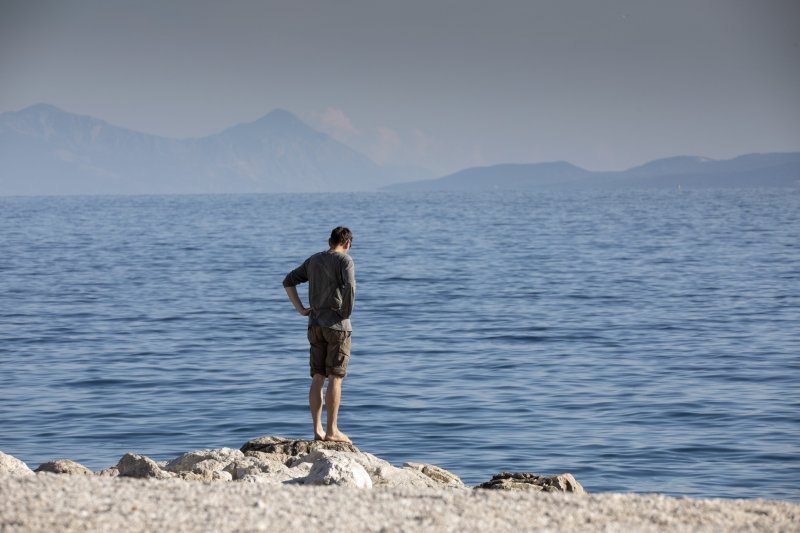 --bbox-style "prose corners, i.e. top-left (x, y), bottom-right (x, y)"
top-left (2, 474), bottom-right (797, 532)
top-left (2, 437), bottom-right (798, 532)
